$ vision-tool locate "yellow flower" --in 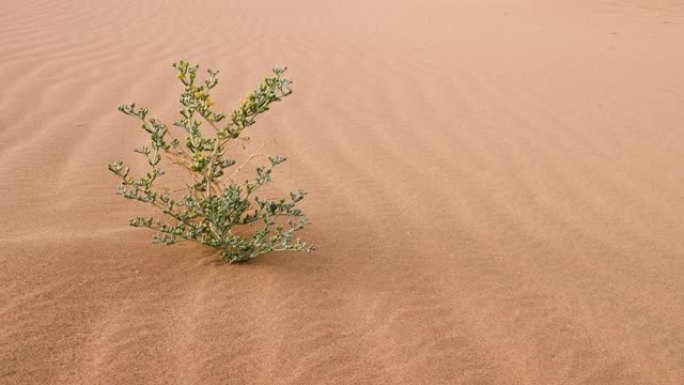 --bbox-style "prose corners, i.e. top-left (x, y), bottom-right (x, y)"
top-left (206, 98), bottom-right (215, 107)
